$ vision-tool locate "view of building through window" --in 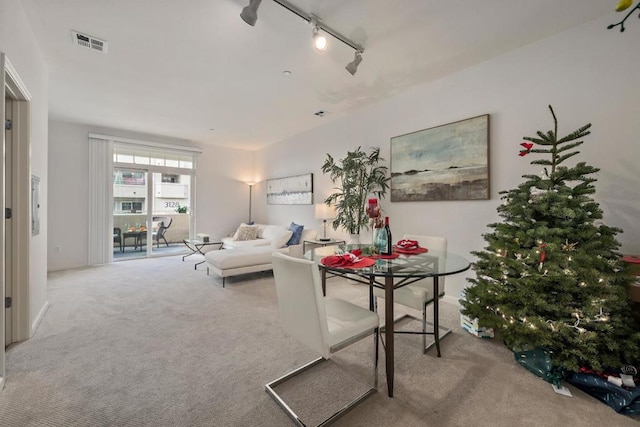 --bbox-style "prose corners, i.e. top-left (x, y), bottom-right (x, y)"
top-left (112, 143), bottom-right (197, 257)
top-left (113, 170), bottom-right (191, 215)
